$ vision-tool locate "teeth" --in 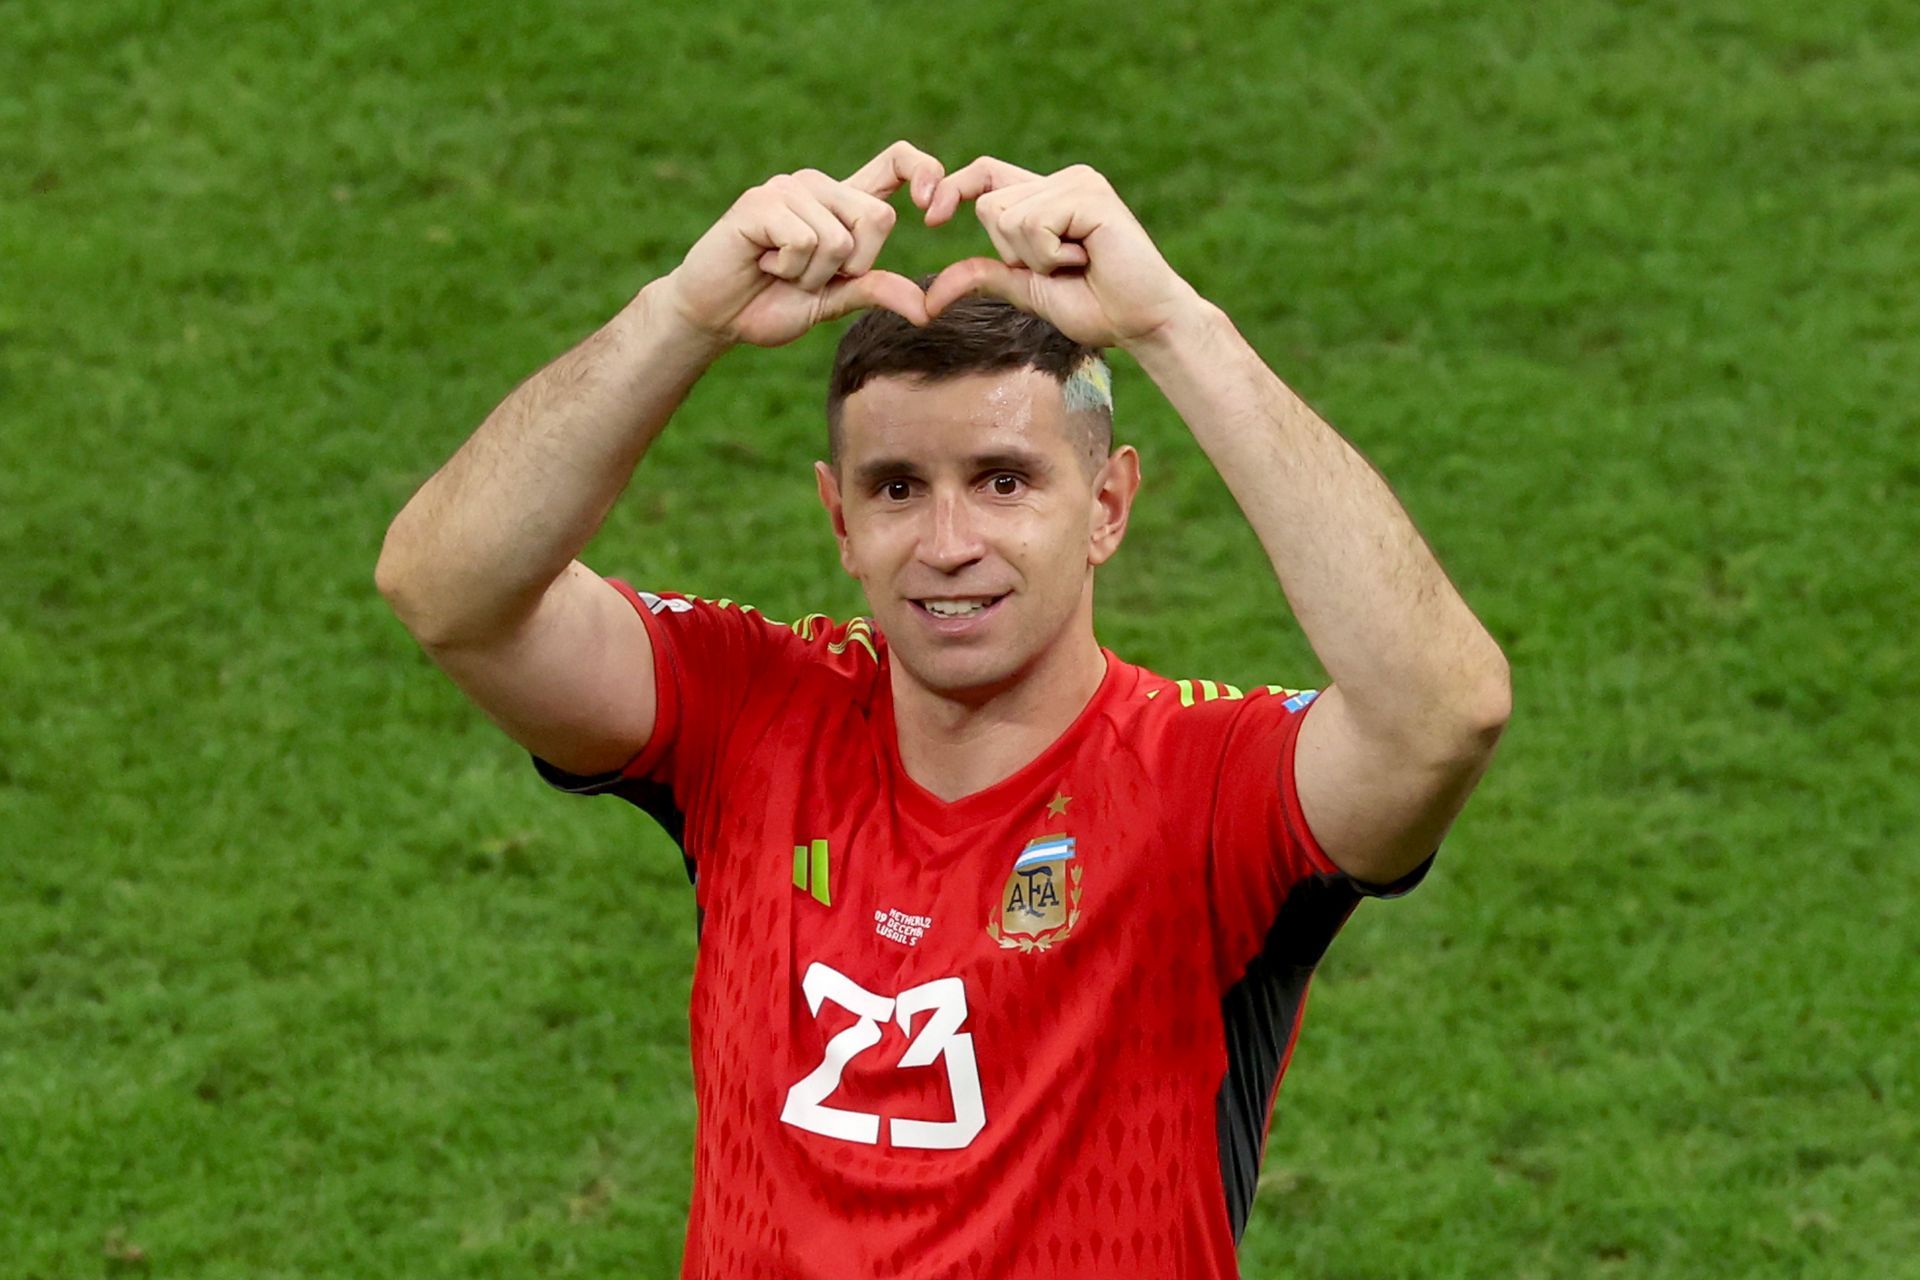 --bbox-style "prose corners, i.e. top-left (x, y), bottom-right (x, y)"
top-left (923, 598), bottom-right (991, 617)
